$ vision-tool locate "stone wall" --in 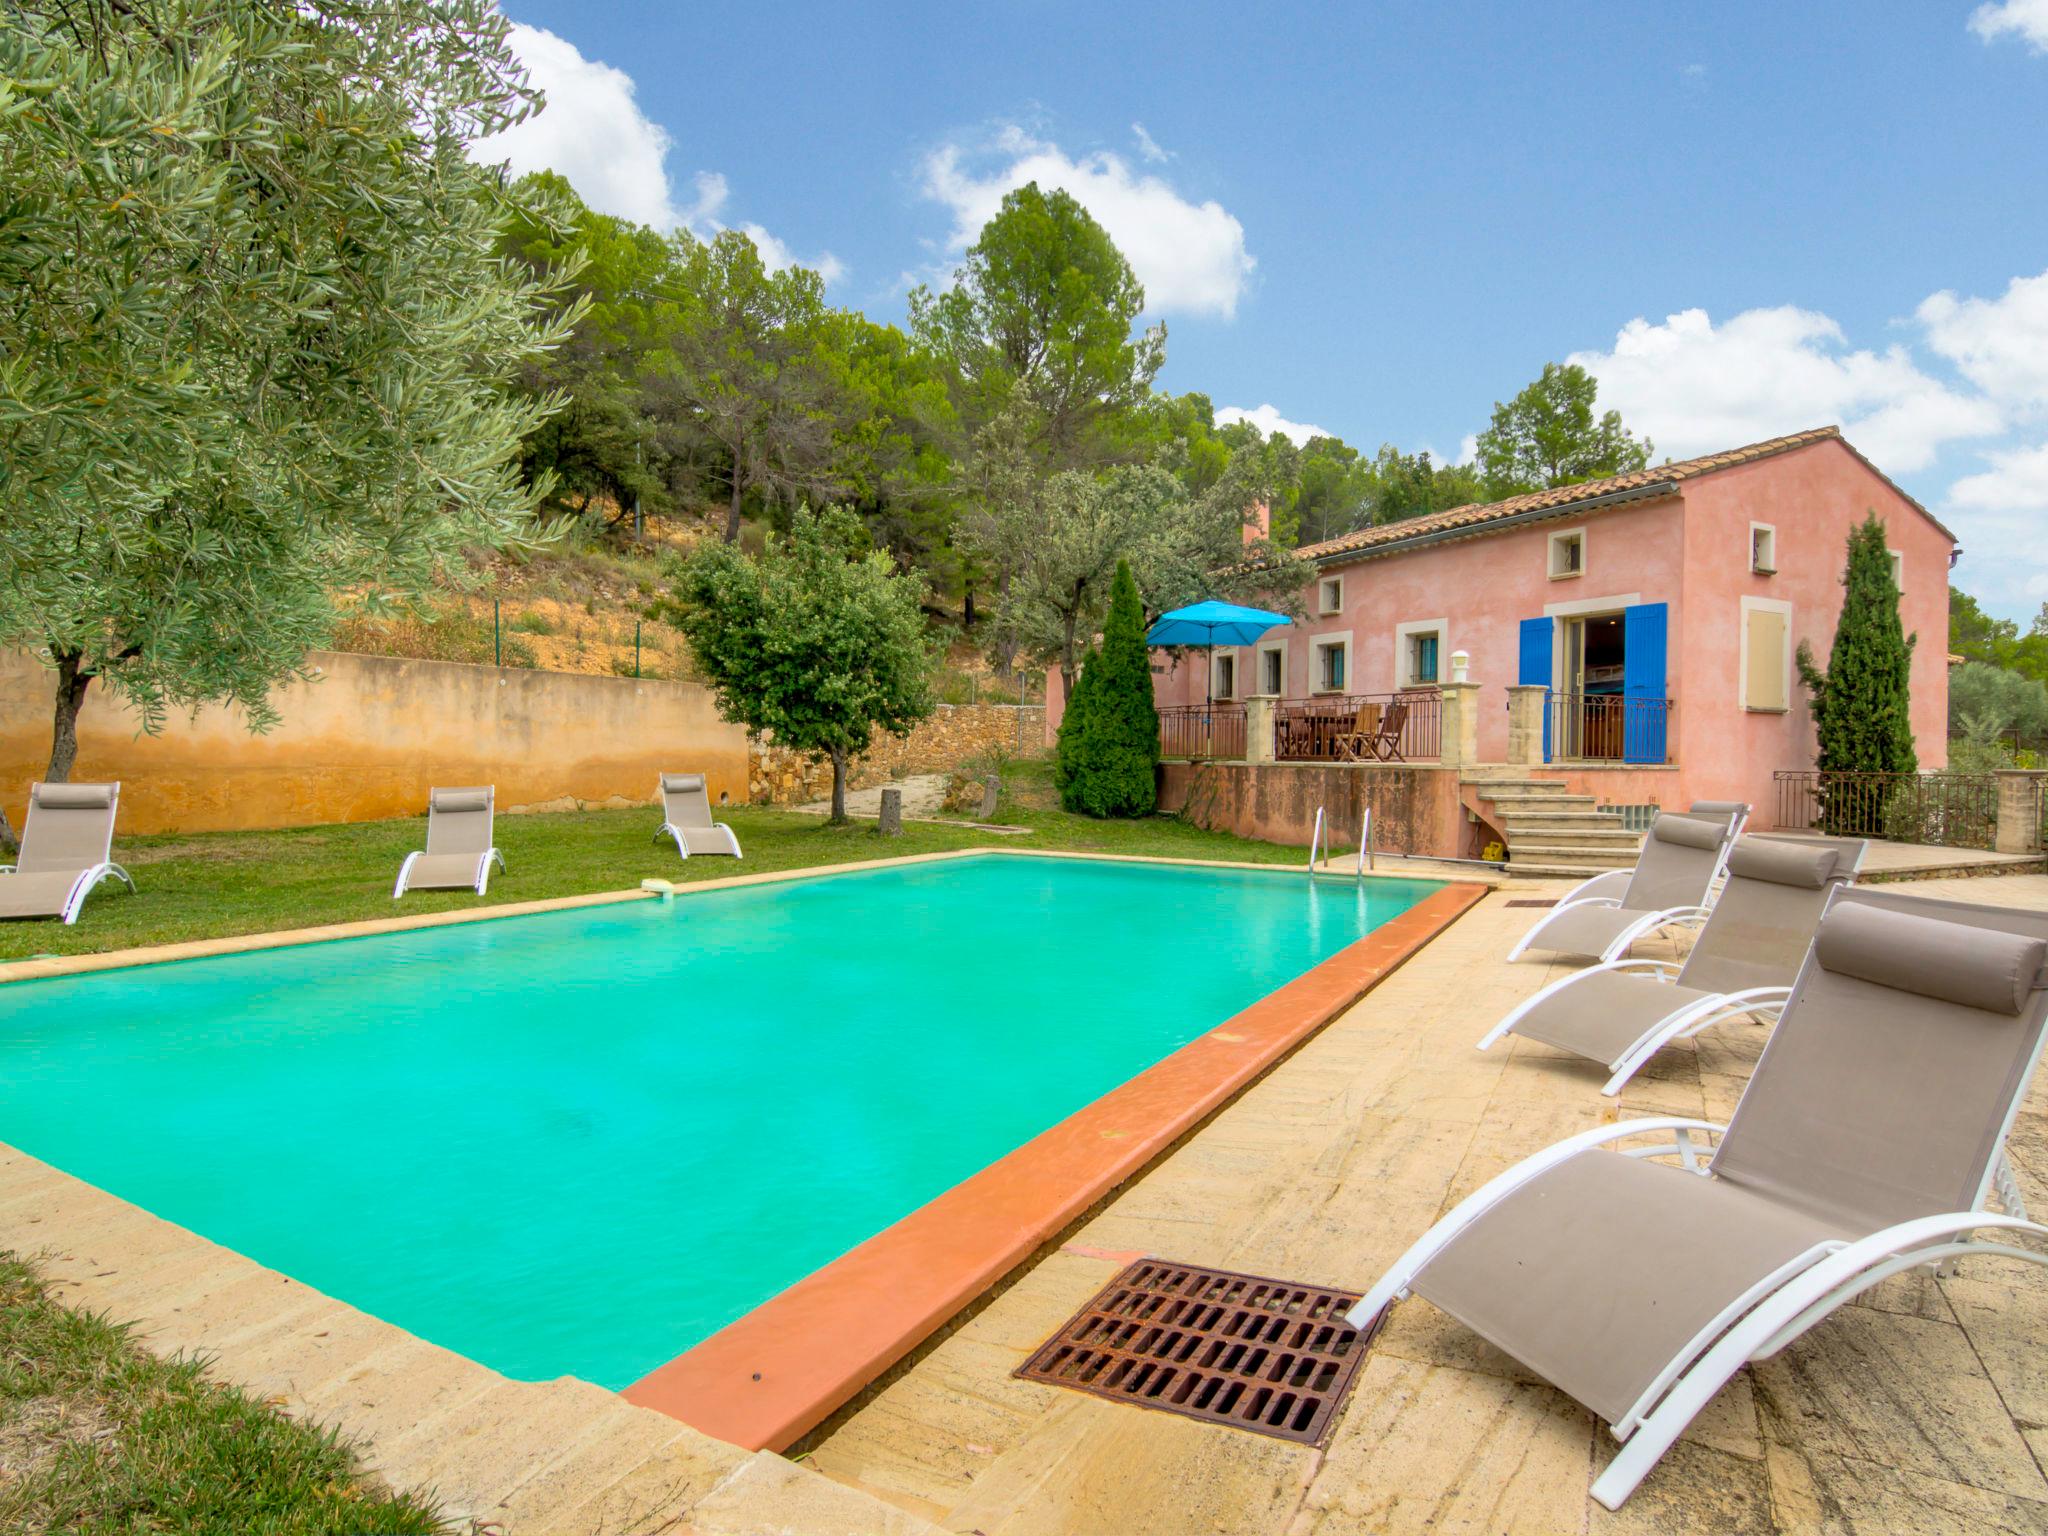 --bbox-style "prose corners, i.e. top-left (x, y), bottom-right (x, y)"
top-left (1161, 760), bottom-right (1472, 858)
top-left (749, 703), bottom-right (1048, 805)
top-left (0, 648), bottom-right (749, 834)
